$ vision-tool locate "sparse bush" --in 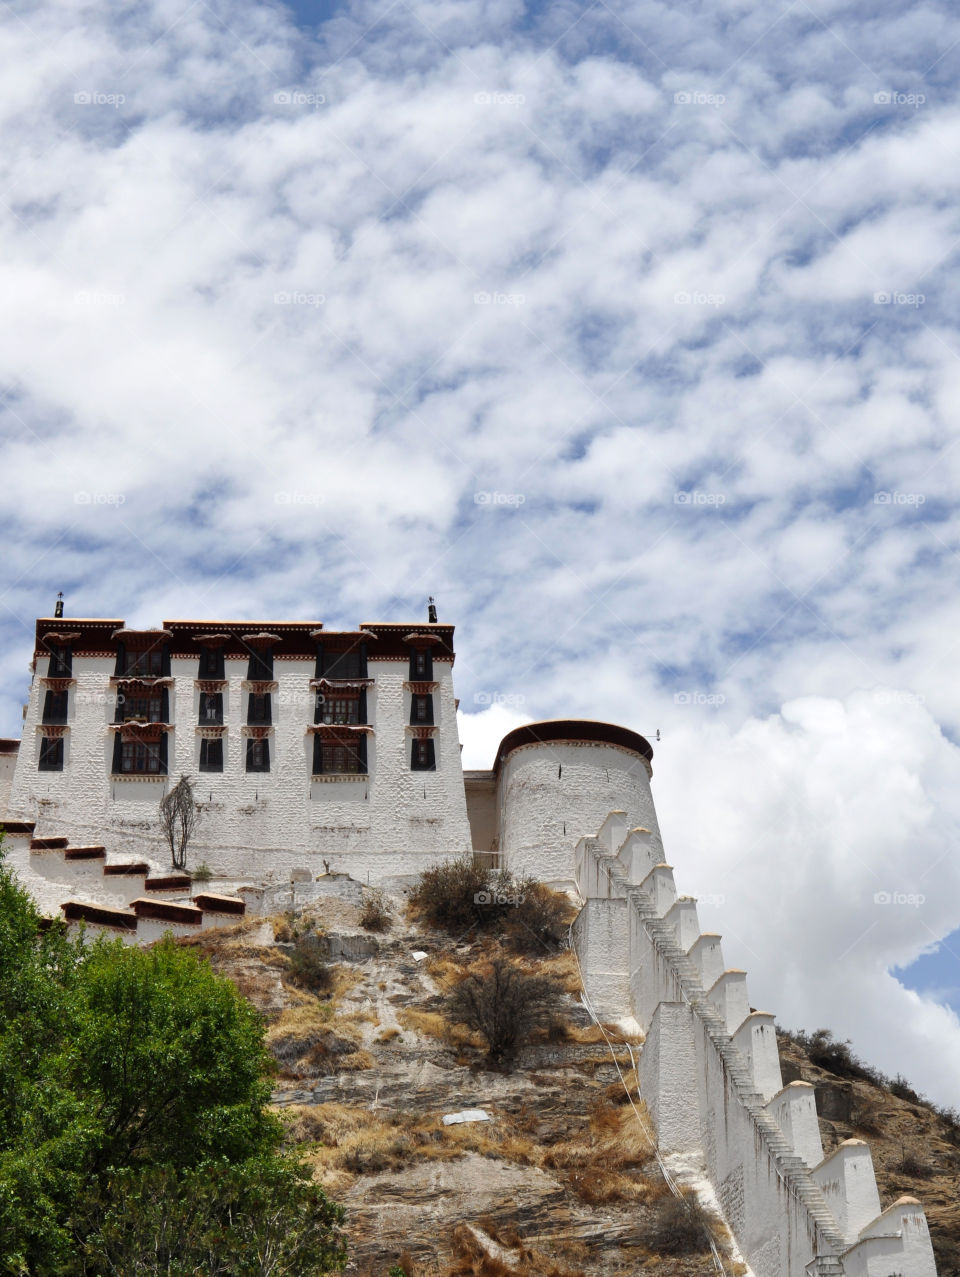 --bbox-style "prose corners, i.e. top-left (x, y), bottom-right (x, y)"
top-left (502, 878), bottom-right (572, 954)
top-left (446, 957), bottom-right (563, 1065)
top-left (850, 1102), bottom-right (885, 1136)
top-left (287, 938), bottom-right (334, 993)
top-left (360, 889), bottom-right (391, 932)
top-left (410, 859), bottom-right (569, 954)
top-left (191, 861), bottom-right (212, 884)
top-left (896, 1150), bottom-right (934, 1178)
top-left (410, 858), bottom-right (505, 931)
top-left (804, 1029), bottom-right (884, 1086)
top-left (646, 1191), bottom-right (719, 1255)
top-left (890, 1074), bottom-right (922, 1104)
